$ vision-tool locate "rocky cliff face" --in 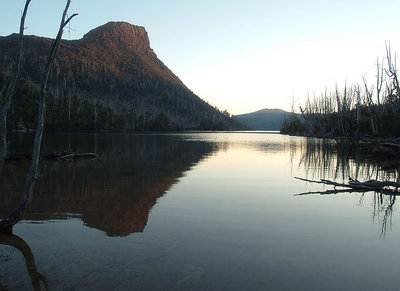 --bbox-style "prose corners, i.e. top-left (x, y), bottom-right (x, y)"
top-left (0, 22), bottom-right (235, 131)
top-left (82, 22), bottom-right (154, 54)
